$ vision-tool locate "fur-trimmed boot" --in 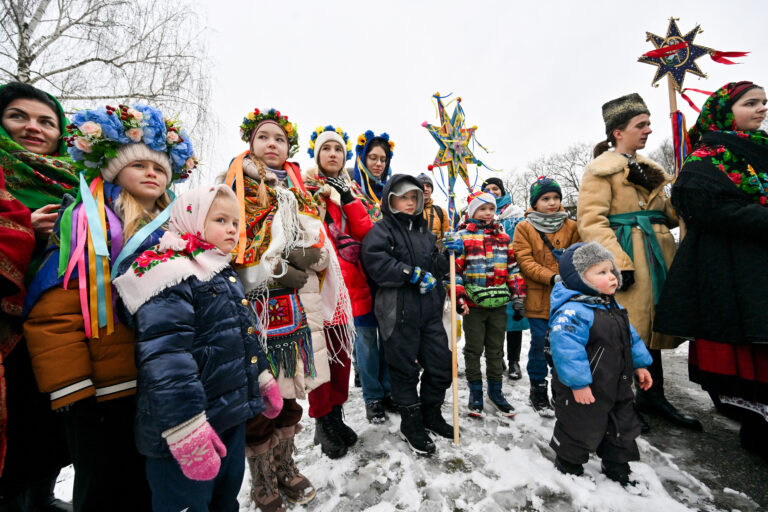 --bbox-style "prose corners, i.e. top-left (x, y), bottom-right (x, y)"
top-left (246, 437), bottom-right (285, 512)
top-left (274, 425), bottom-right (316, 505)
